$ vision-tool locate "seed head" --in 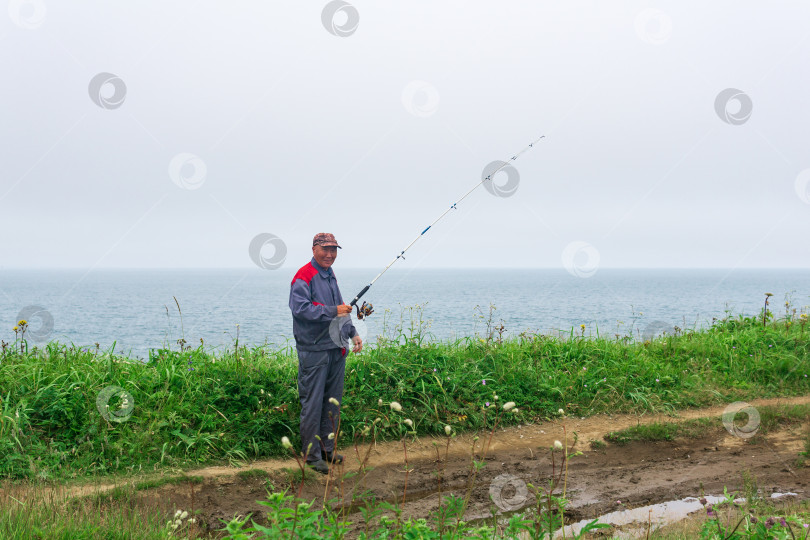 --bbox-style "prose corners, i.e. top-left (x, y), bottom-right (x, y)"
top-left (444, 425), bottom-right (452, 436)
top-left (281, 436), bottom-right (292, 449)
top-left (558, 408), bottom-right (565, 415)
top-left (328, 432), bottom-right (335, 440)
top-left (329, 397), bottom-right (340, 406)
top-left (404, 419), bottom-right (413, 427)
top-left (378, 398), bottom-right (383, 406)
top-left (553, 440), bottom-right (563, 451)
top-left (502, 402), bottom-right (516, 411)
top-left (390, 401), bottom-right (402, 412)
